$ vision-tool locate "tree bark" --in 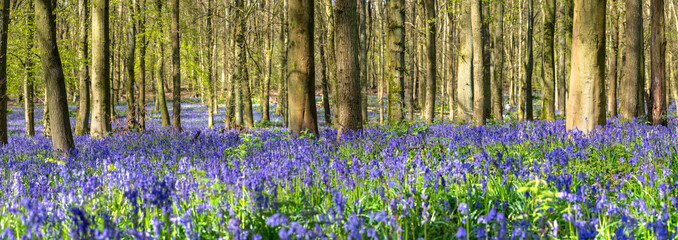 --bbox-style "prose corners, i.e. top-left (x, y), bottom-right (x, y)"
top-left (75, 0), bottom-right (90, 136)
top-left (566, 0), bottom-right (606, 133)
top-left (541, 0), bottom-right (556, 121)
top-left (125, 0), bottom-right (138, 130)
top-left (206, 0), bottom-right (215, 128)
top-left (387, 0), bottom-right (405, 124)
top-left (521, 0), bottom-right (534, 121)
top-left (359, 0), bottom-right (368, 123)
top-left (472, 0), bottom-right (489, 126)
top-left (288, 0), bottom-right (318, 136)
top-left (137, 0), bottom-right (146, 130)
top-left (335, 0), bottom-right (362, 136)
top-left (606, 0), bottom-right (619, 117)
top-left (423, 0), bottom-right (436, 123)
top-left (491, 0), bottom-right (503, 122)
top-left (171, 0), bottom-right (181, 131)
top-left (0, 0), bottom-right (8, 144)
top-left (457, 0), bottom-right (473, 123)
top-left (650, 0), bottom-right (666, 126)
top-left (262, 0), bottom-right (273, 123)
top-left (155, 0), bottom-right (170, 127)
top-left (24, 40), bottom-right (35, 137)
top-left (621, 0), bottom-right (642, 120)
top-left (36, 0), bottom-right (76, 155)
top-left (324, 0), bottom-right (337, 124)
top-left (318, 2), bottom-right (331, 126)
top-left (91, 0), bottom-right (112, 137)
